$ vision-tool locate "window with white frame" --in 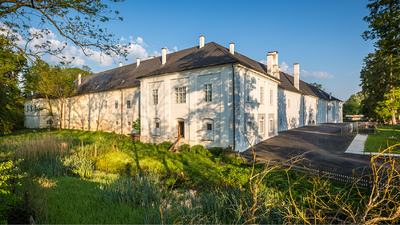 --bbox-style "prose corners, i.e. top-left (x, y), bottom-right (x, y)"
top-left (153, 89), bottom-right (158, 105)
top-left (202, 119), bottom-right (214, 141)
top-left (154, 118), bottom-right (161, 136)
top-left (259, 116), bottom-right (264, 134)
top-left (204, 84), bottom-right (212, 102)
top-left (127, 100), bottom-right (131, 108)
top-left (175, 87), bottom-right (186, 103)
top-left (279, 118), bottom-right (282, 126)
top-left (260, 86), bottom-right (264, 105)
top-left (269, 119), bottom-right (273, 132)
top-left (247, 83), bottom-right (251, 102)
top-left (270, 89), bottom-right (273, 105)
